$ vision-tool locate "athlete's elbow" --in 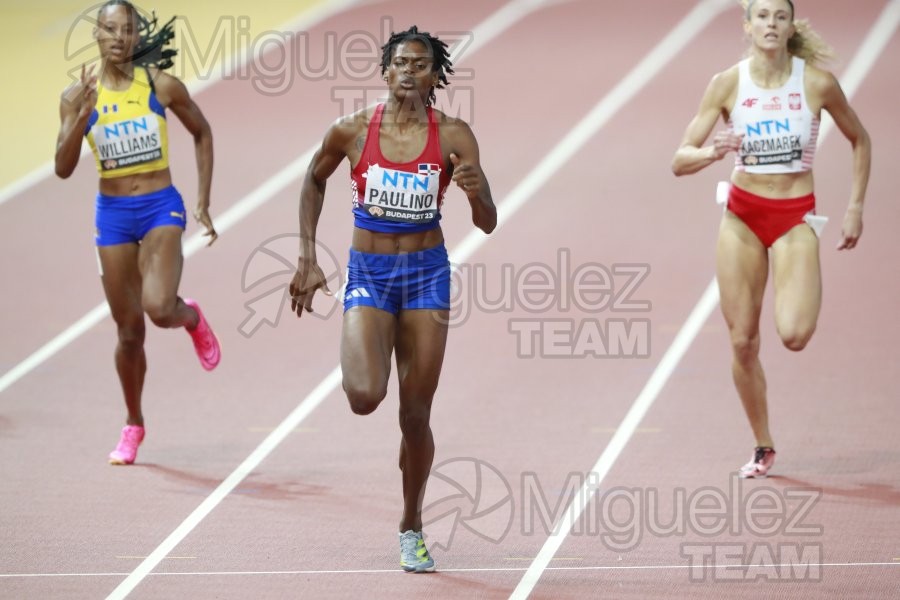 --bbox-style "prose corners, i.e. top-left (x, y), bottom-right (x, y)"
top-left (203, 122), bottom-right (213, 141)
top-left (854, 127), bottom-right (872, 153)
top-left (671, 157), bottom-right (688, 177)
top-left (194, 123), bottom-right (213, 146)
top-left (478, 214), bottom-right (497, 234)
top-left (54, 158), bottom-right (74, 179)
